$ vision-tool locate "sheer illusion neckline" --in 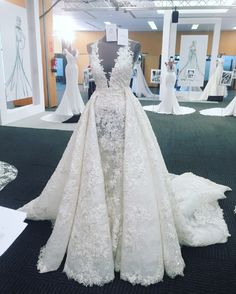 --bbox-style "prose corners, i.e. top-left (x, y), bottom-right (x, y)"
top-left (94, 41), bottom-right (130, 88)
